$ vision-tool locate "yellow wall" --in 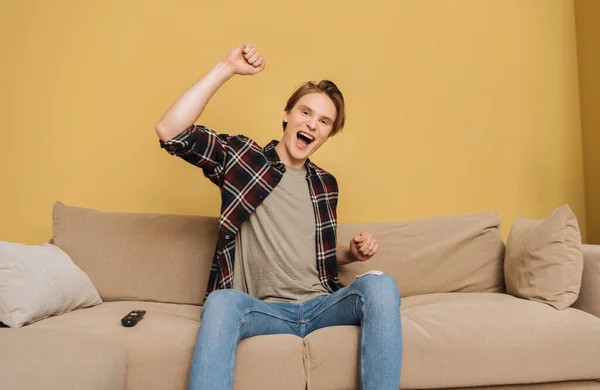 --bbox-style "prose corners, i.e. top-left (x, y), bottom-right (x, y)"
top-left (575, 0), bottom-right (600, 244)
top-left (0, 0), bottom-right (587, 244)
